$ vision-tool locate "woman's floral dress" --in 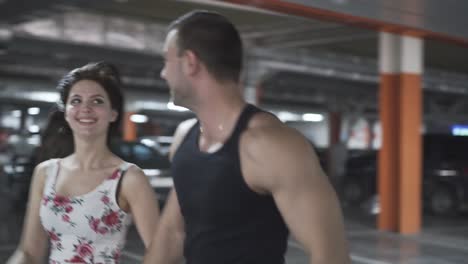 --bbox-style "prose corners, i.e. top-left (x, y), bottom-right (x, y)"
top-left (40, 159), bottom-right (133, 264)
